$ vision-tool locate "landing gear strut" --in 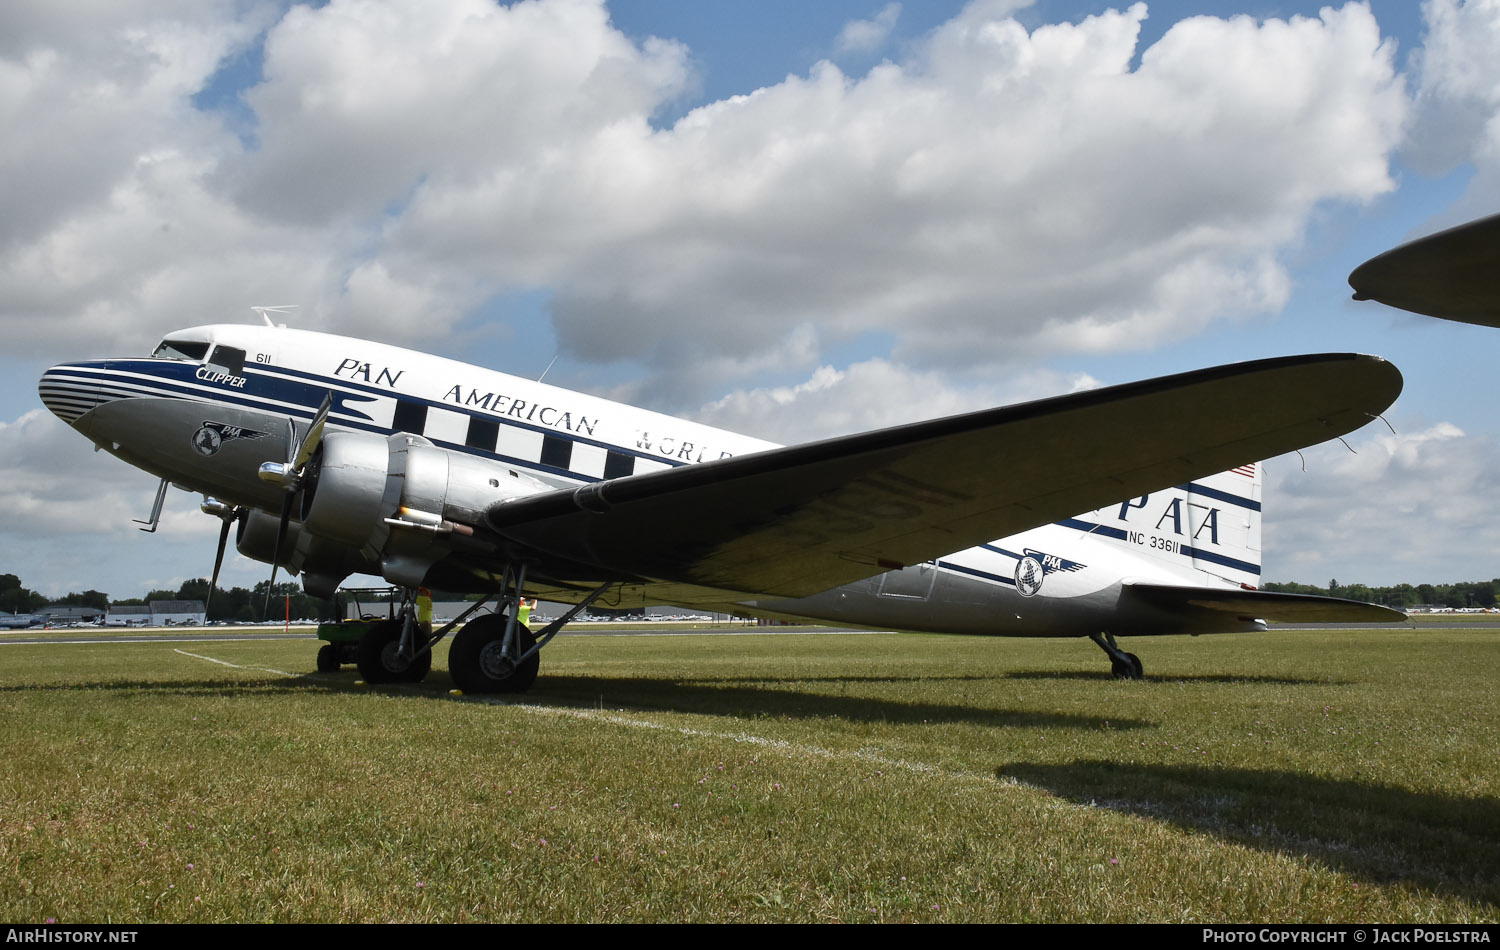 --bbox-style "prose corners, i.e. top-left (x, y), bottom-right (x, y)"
top-left (348, 586), bottom-right (499, 685)
top-left (445, 564), bottom-right (612, 695)
top-left (1089, 631), bottom-right (1144, 679)
top-left (356, 616), bottom-right (433, 684)
top-left (337, 568), bottom-right (614, 693)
